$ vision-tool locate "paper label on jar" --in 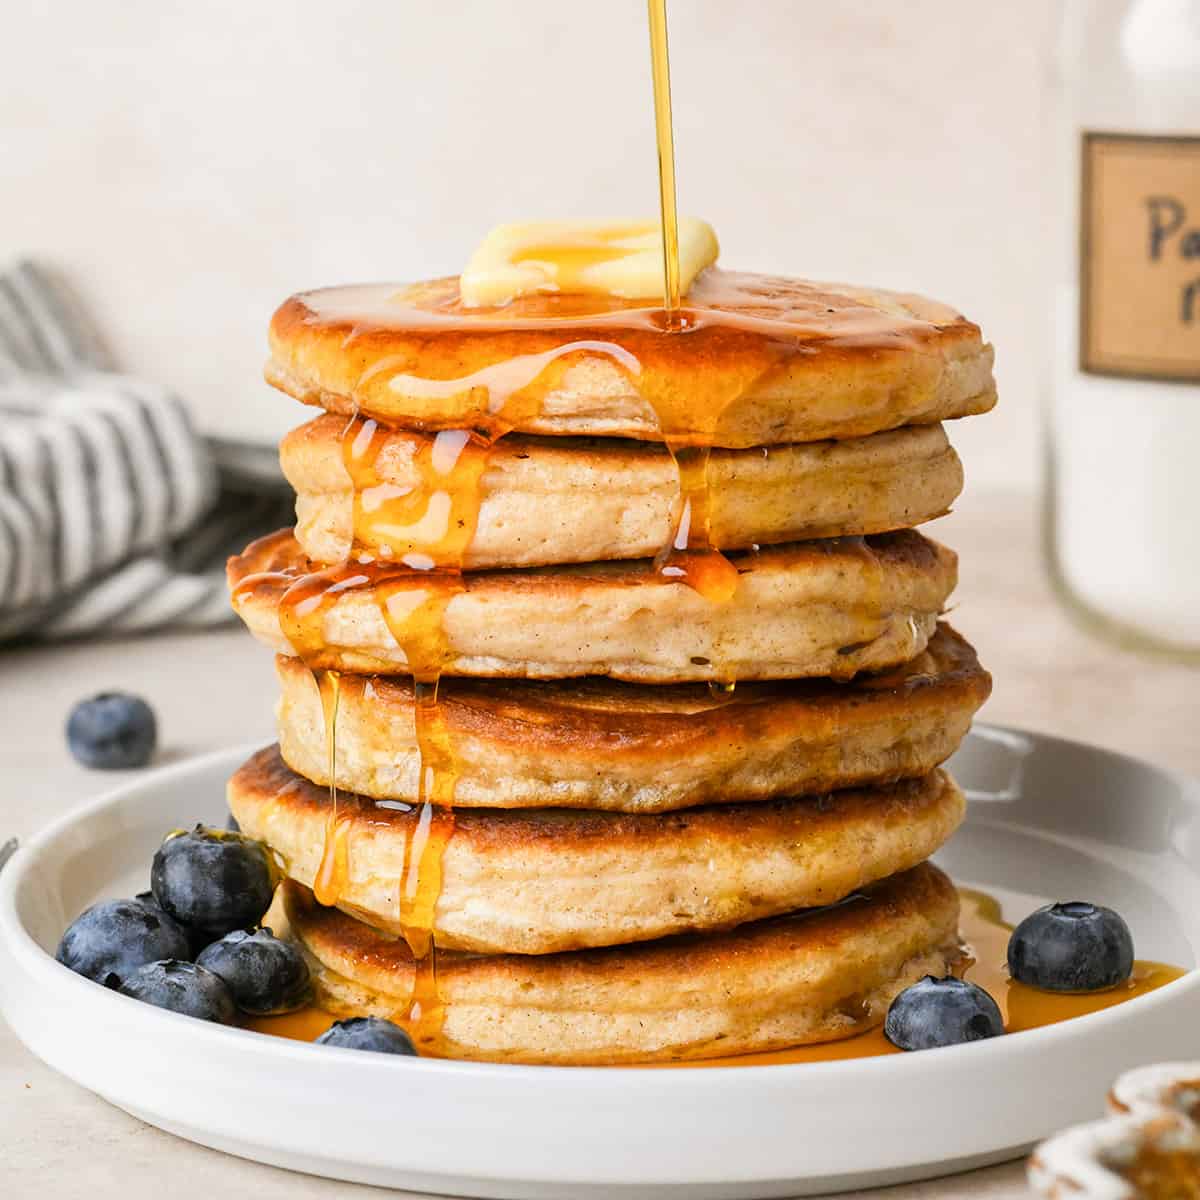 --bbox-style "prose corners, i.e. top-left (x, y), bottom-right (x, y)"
top-left (1081, 131), bottom-right (1200, 382)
